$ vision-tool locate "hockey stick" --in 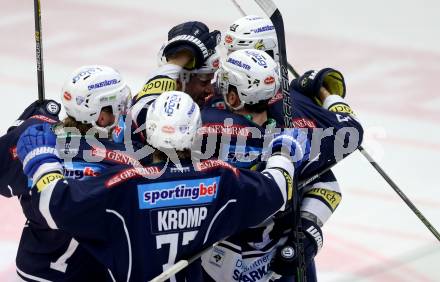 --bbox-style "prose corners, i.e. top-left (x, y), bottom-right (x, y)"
top-left (230, 0), bottom-right (301, 80)
top-left (149, 159), bottom-right (338, 282)
top-left (253, 1), bottom-right (307, 281)
top-left (358, 146), bottom-right (440, 241)
top-left (234, 0), bottom-right (440, 243)
top-left (230, 0), bottom-right (247, 16)
top-left (34, 0), bottom-right (45, 102)
top-left (254, 0), bottom-right (293, 129)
